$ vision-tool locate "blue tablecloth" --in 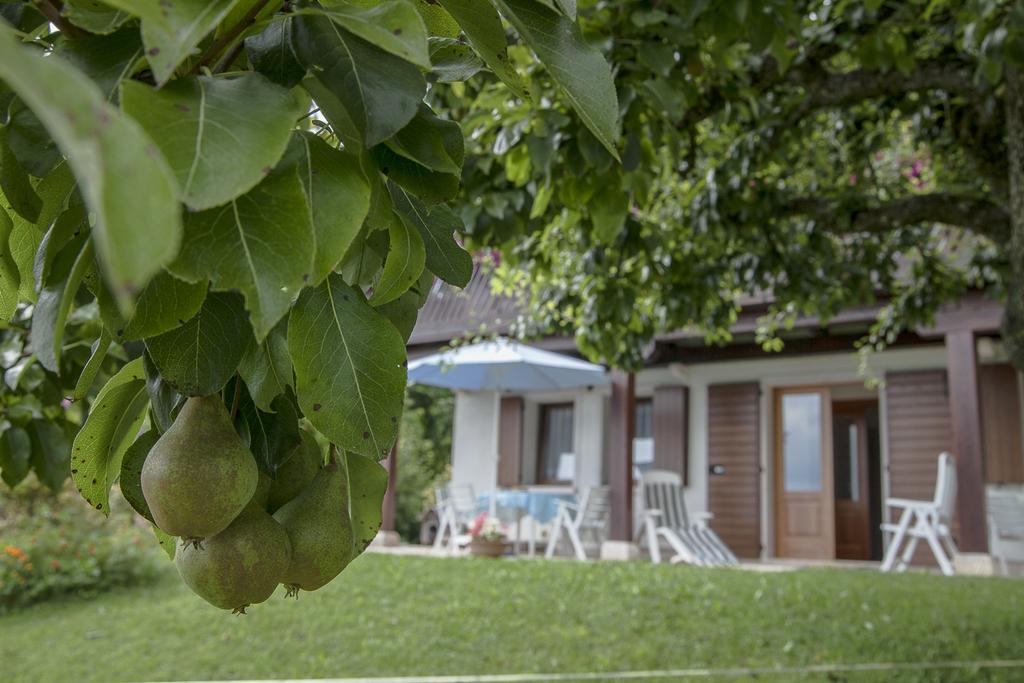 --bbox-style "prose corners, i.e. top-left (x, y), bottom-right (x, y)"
top-left (477, 489), bottom-right (575, 524)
